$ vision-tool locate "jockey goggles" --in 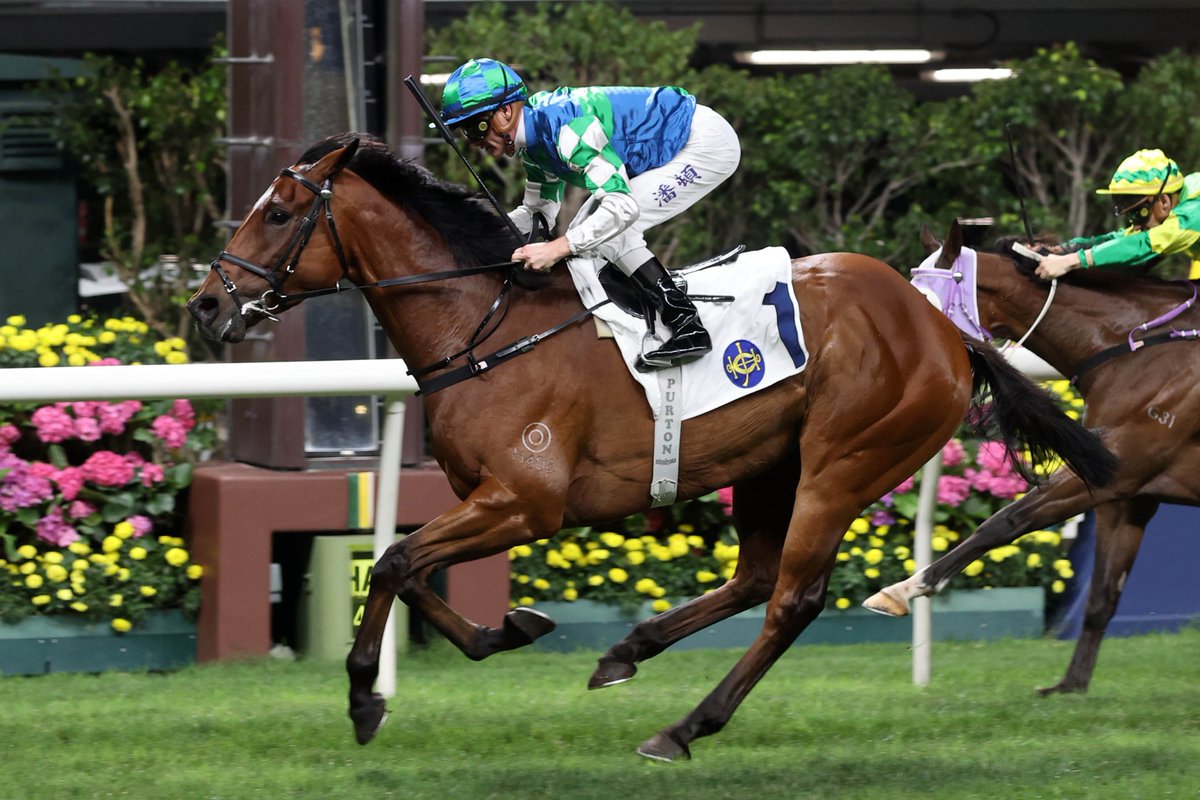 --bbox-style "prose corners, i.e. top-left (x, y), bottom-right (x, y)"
top-left (457, 111), bottom-right (496, 143)
top-left (1112, 171), bottom-right (1170, 229)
